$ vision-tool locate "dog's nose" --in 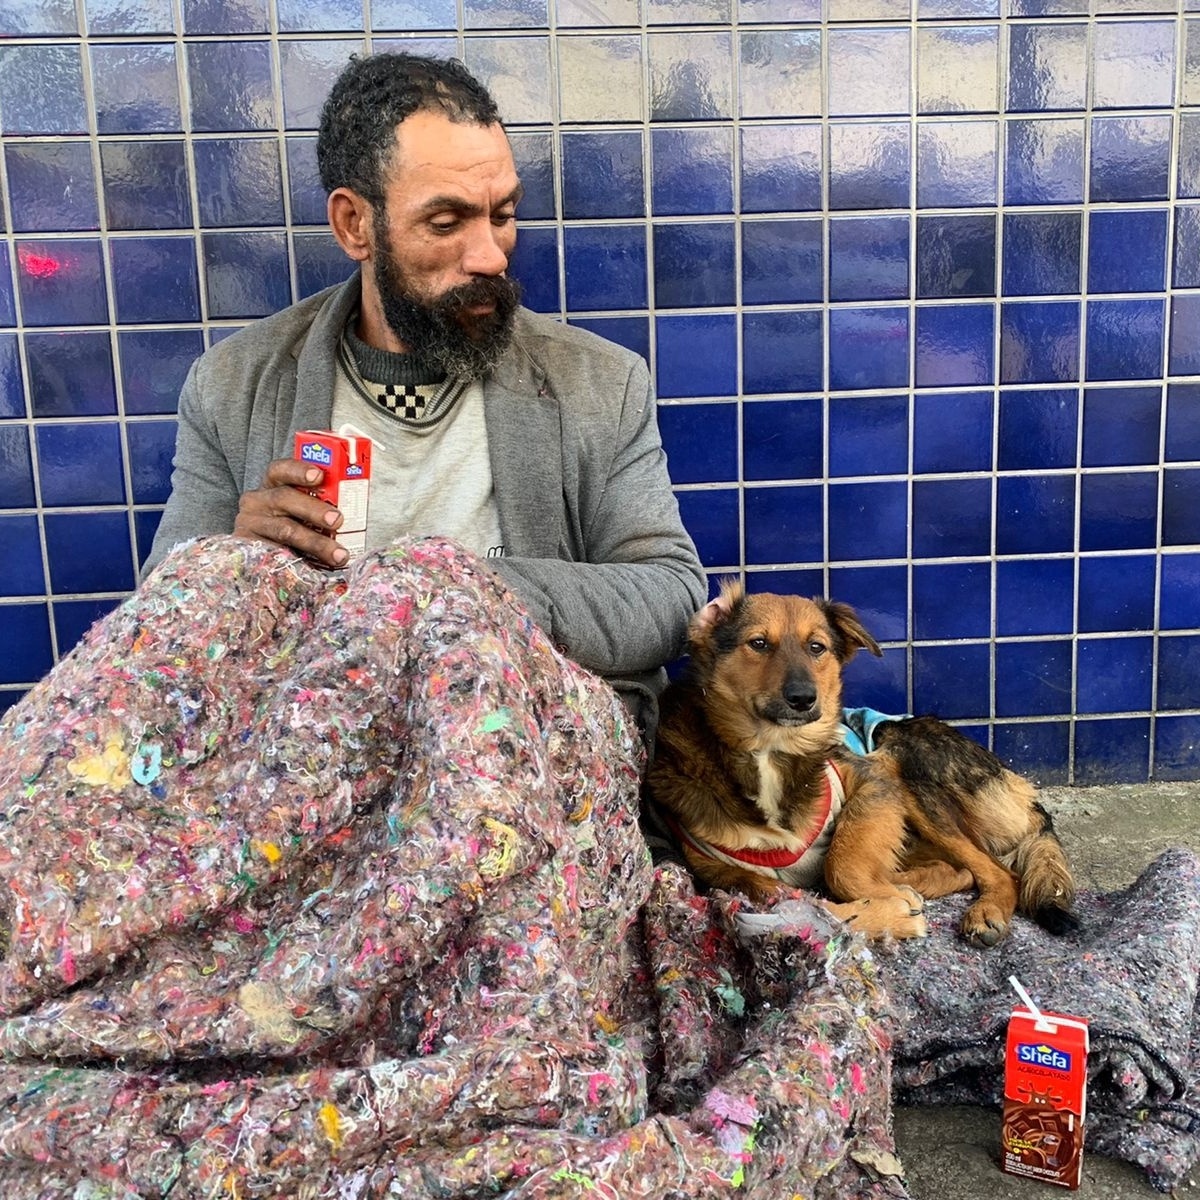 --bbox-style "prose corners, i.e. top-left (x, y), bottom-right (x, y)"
top-left (782, 675), bottom-right (817, 712)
